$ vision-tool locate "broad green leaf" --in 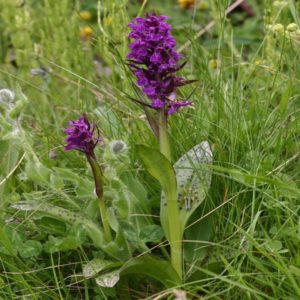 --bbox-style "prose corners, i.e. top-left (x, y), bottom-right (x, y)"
top-left (139, 225), bottom-right (164, 243)
top-left (35, 217), bottom-right (67, 235)
top-left (266, 240), bottom-right (283, 252)
top-left (118, 221), bottom-right (139, 244)
top-left (102, 231), bottom-right (132, 262)
top-left (184, 208), bottom-right (214, 274)
top-left (0, 226), bottom-right (18, 256)
top-left (117, 175), bottom-right (153, 235)
top-left (120, 172), bottom-right (150, 215)
top-left (161, 141), bottom-right (213, 232)
top-left (53, 167), bottom-right (83, 183)
top-left (44, 224), bottom-right (87, 253)
top-left (136, 144), bottom-right (177, 238)
top-left (25, 157), bottom-right (51, 185)
top-left (0, 140), bottom-right (20, 195)
top-left (11, 201), bottom-right (103, 248)
top-left (106, 207), bottom-right (119, 232)
top-left (0, 141), bottom-right (20, 176)
top-left (136, 144), bottom-right (176, 199)
top-left (50, 174), bottom-right (64, 190)
top-left (121, 255), bottom-right (181, 288)
top-left (91, 255), bottom-right (181, 289)
top-left (54, 167), bottom-right (94, 197)
top-left (19, 240), bottom-right (42, 258)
